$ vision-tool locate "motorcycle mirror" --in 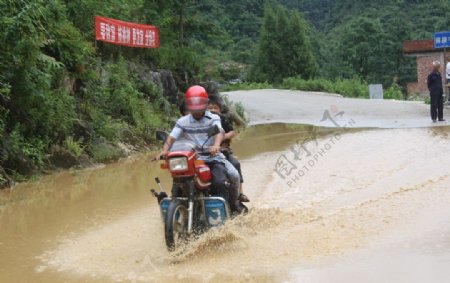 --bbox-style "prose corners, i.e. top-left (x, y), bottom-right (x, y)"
top-left (156, 130), bottom-right (168, 142)
top-left (207, 125), bottom-right (220, 138)
top-left (199, 125), bottom-right (221, 151)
